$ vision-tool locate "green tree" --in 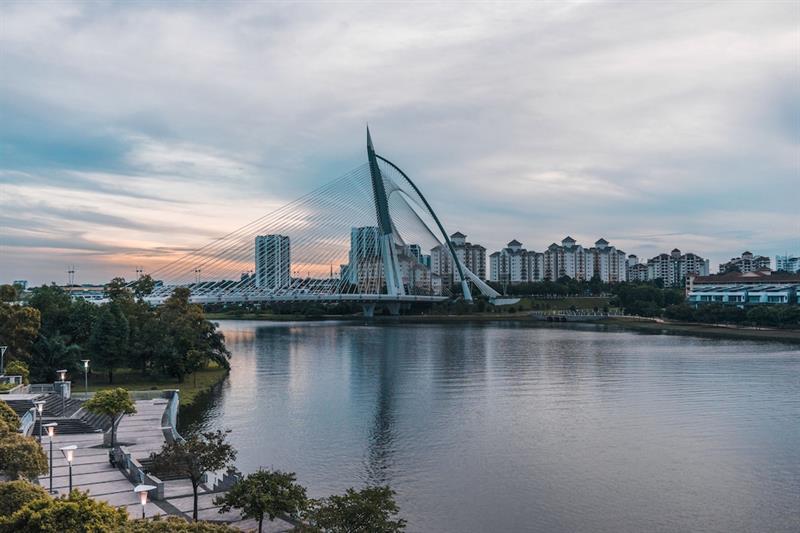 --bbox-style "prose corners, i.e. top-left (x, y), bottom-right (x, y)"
top-left (89, 303), bottom-right (130, 383)
top-left (148, 430), bottom-right (237, 521)
top-left (0, 402), bottom-right (19, 432)
top-left (0, 304), bottom-right (40, 364)
top-left (0, 435), bottom-right (48, 480)
top-left (305, 486), bottom-right (406, 533)
top-left (0, 480), bottom-right (48, 517)
top-left (132, 275), bottom-right (156, 300)
top-left (4, 361), bottom-right (29, 384)
top-left (0, 489), bottom-right (127, 533)
top-left (29, 334), bottom-right (82, 383)
top-left (28, 285), bottom-right (73, 340)
top-left (83, 388), bottom-right (136, 448)
top-left (156, 288), bottom-right (230, 383)
top-left (0, 285), bottom-right (18, 303)
top-left (215, 469), bottom-right (308, 533)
